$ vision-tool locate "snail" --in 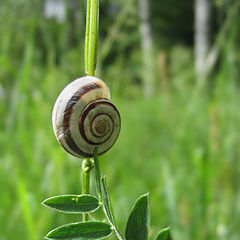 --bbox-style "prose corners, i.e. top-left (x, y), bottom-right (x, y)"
top-left (52, 76), bottom-right (121, 158)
